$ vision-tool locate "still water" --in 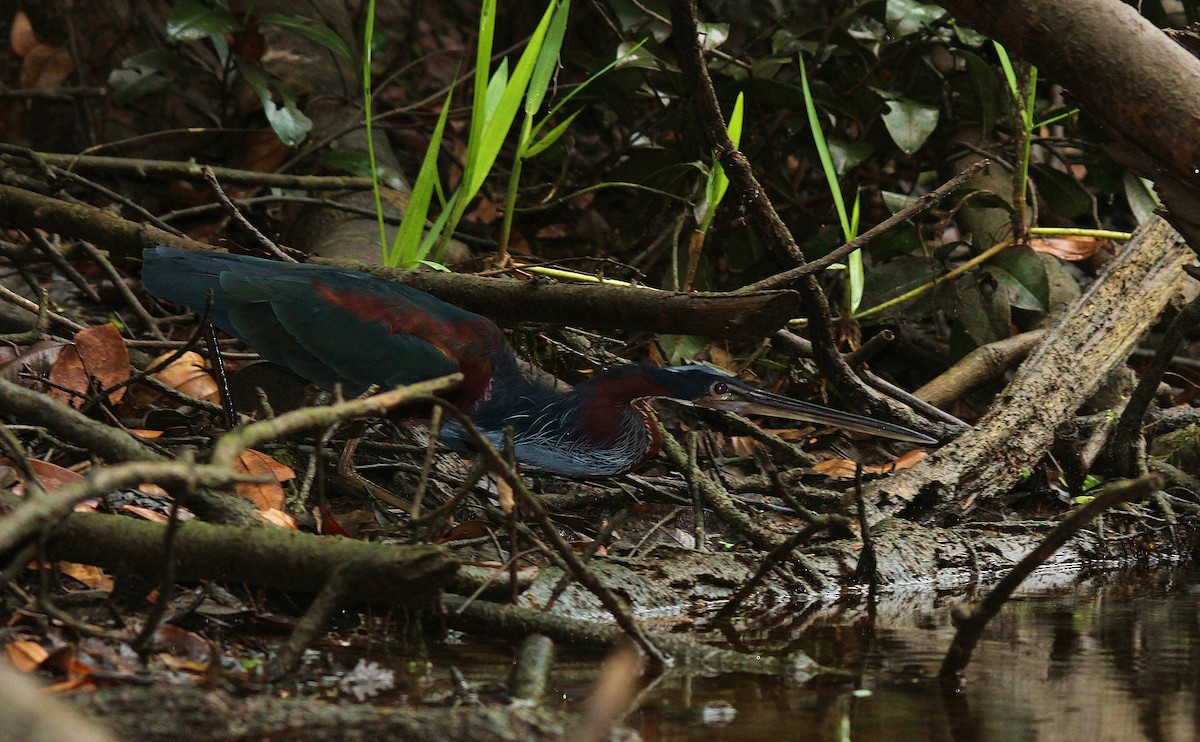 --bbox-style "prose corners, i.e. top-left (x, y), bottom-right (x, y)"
top-left (628, 566), bottom-right (1200, 741)
top-left (330, 565), bottom-right (1200, 741)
